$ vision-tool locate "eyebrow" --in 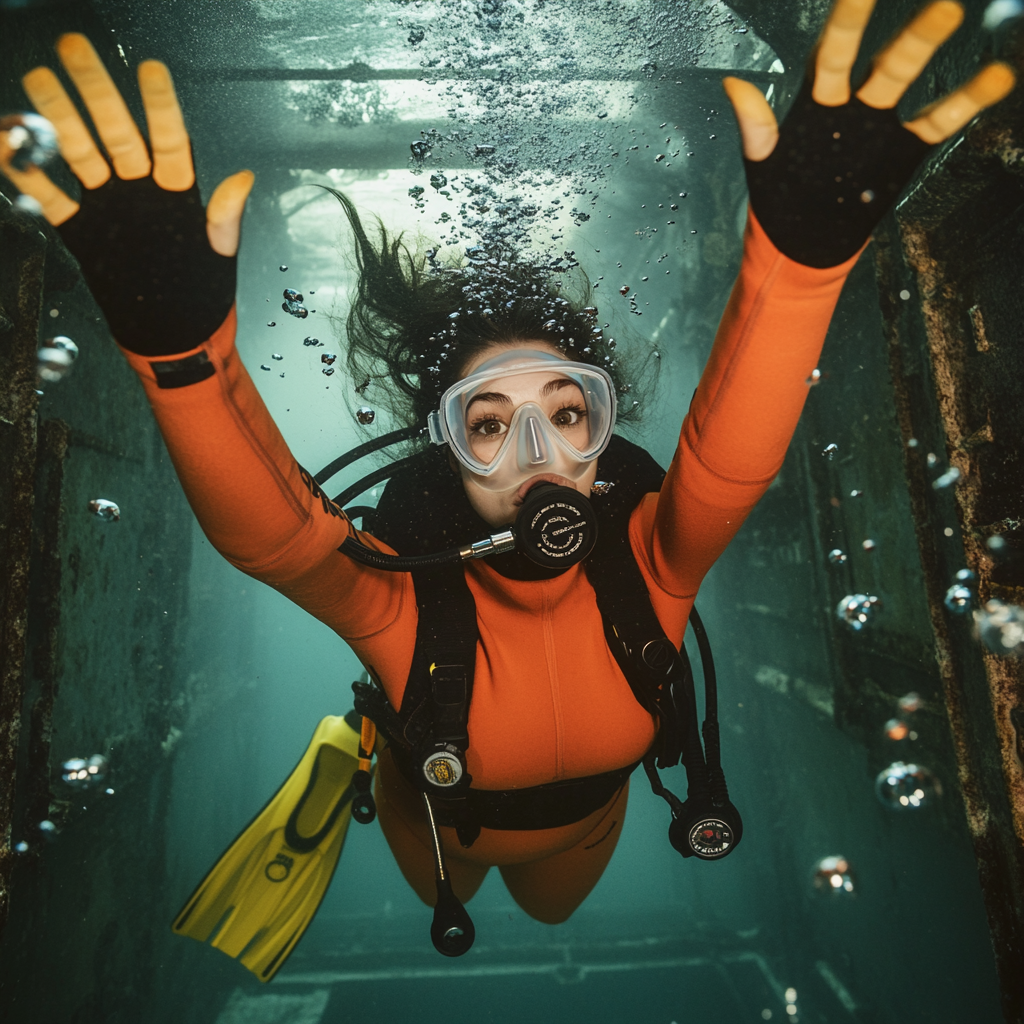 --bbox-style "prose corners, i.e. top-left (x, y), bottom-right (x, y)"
top-left (465, 378), bottom-right (580, 412)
